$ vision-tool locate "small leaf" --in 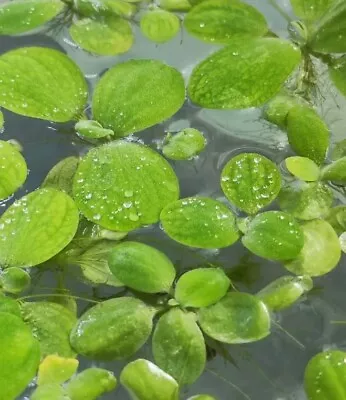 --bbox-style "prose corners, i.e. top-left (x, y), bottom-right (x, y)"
top-left (160, 197), bottom-right (239, 249)
top-left (242, 211), bottom-right (304, 261)
top-left (70, 297), bottom-right (154, 360)
top-left (93, 59), bottom-right (185, 136)
top-left (42, 157), bottom-right (79, 196)
top-left (140, 10), bottom-right (180, 43)
top-left (339, 232), bottom-right (346, 254)
top-left (263, 93), bottom-right (298, 130)
top-left (286, 104), bottom-right (329, 165)
top-left (285, 156), bottom-right (320, 182)
top-left (175, 267), bottom-right (230, 308)
top-left (74, 0), bottom-right (137, 17)
top-left (162, 128), bottom-right (206, 160)
top-left (0, 0), bottom-right (64, 35)
top-left (153, 308), bottom-right (206, 385)
top-left (184, 0), bottom-right (268, 43)
top-left (326, 205), bottom-right (346, 235)
top-left (304, 350), bottom-right (346, 399)
top-left (0, 267), bottom-right (31, 294)
top-left (37, 355), bottom-right (79, 386)
top-left (278, 181), bottom-right (333, 220)
top-left (158, 0), bottom-right (191, 11)
top-left (0, 47), bottom-right (88, 122)
top-left (187, 396), bottom-right (216, 400)
top-left (331, 138), bottom-right (346, 160)
top-left (75, 120), bottom-right (114, 139)
top-left (0, 140), bottom-right (27, 200)
top-left (0, 296), bottom-right (21, 316)
top-left (108, 241), bottom-right (176, 293)
top-left (198, 292), bottom-right (271, 344)
top-left (321, 157), bottom-right (346, 184)
top-left (221, 152), bottom-right (281, 214)
top-left (188, 38), bottom-right (301, 109)
top-left (73, 141), bottom-right (179, 231)
top-left (120, 359), bottom-right (179, 400)
top-left (30, 383), bottom-right (70, 400)
top-left (290, 0), bottom-right (336, 21)
top-left (284, 219), bottom-right (341, 277)
top-left (257, 275), bottom-right (313, 311)
top-left (70, 16), bottom-right (134, 56)
top-left (0, 110), bottom-right (3, 129)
